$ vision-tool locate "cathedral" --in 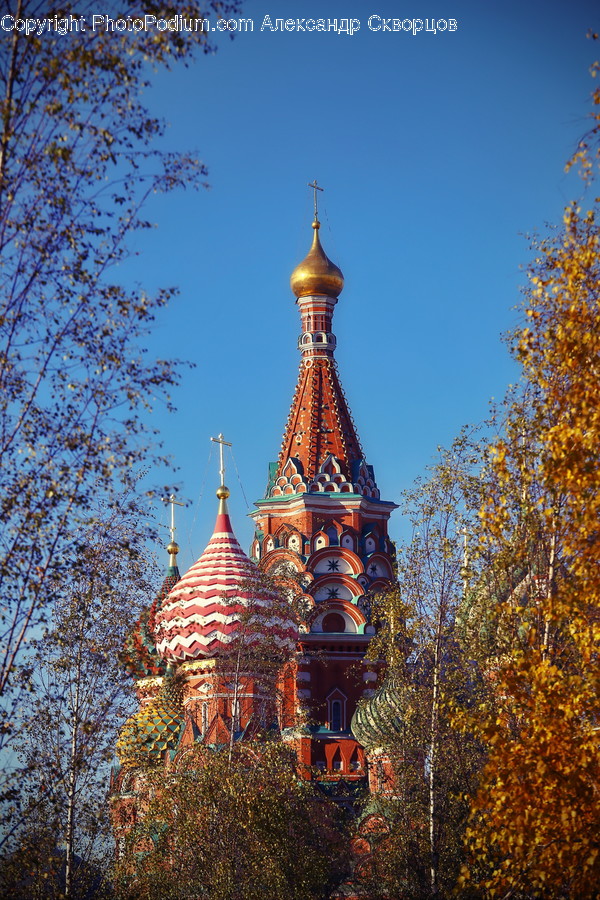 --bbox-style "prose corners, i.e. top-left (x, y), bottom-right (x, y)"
top-left (111, 194), bottom-right (401, 884)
